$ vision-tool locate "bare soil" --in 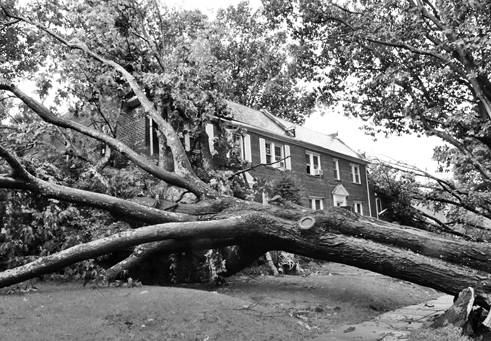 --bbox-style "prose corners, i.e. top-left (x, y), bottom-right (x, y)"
top-left (0, 263), bottom-right (441, 340)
